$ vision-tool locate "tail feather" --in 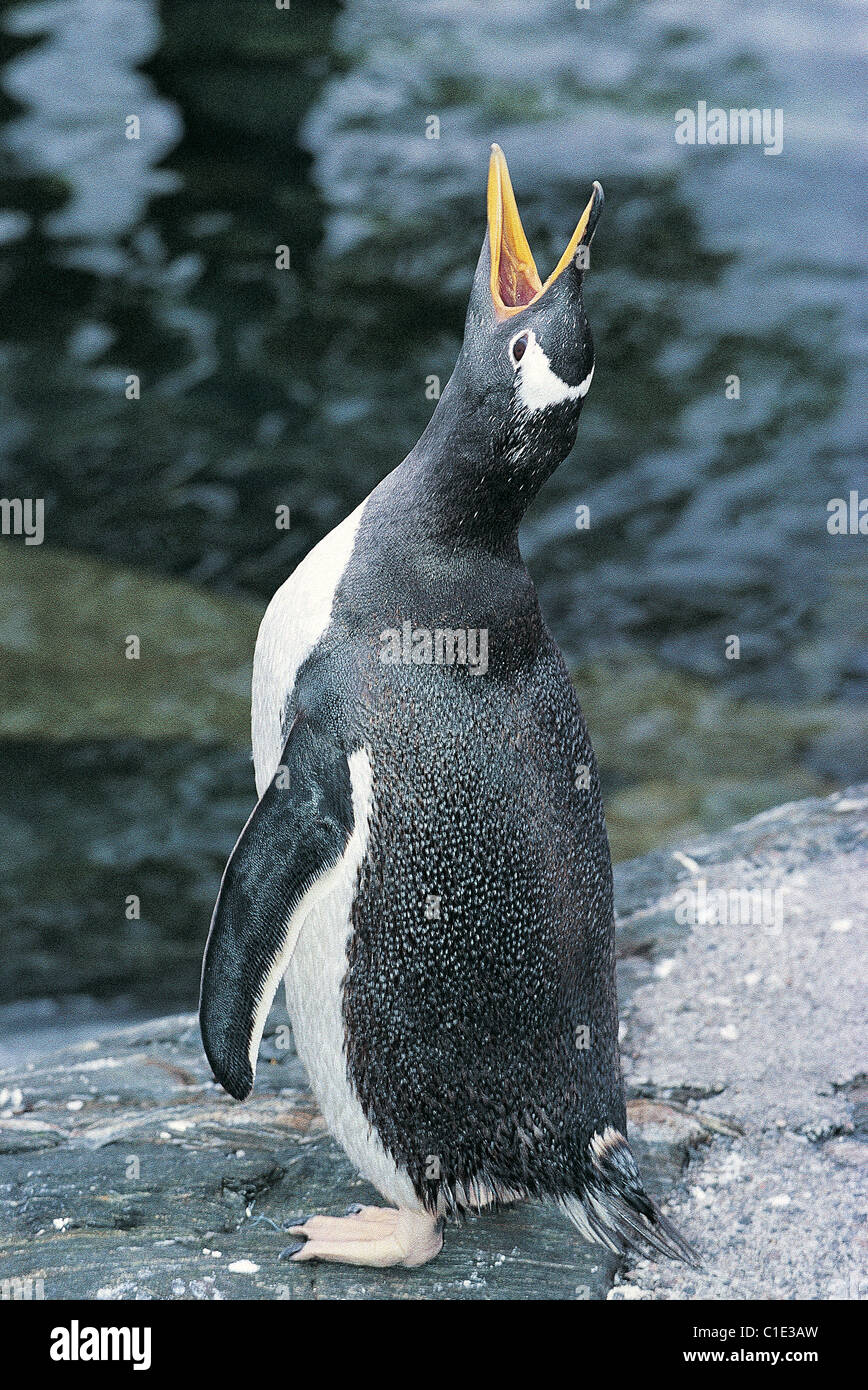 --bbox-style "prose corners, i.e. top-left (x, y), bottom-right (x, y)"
top-left (562, 1126), bottom-right (700, 1267)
